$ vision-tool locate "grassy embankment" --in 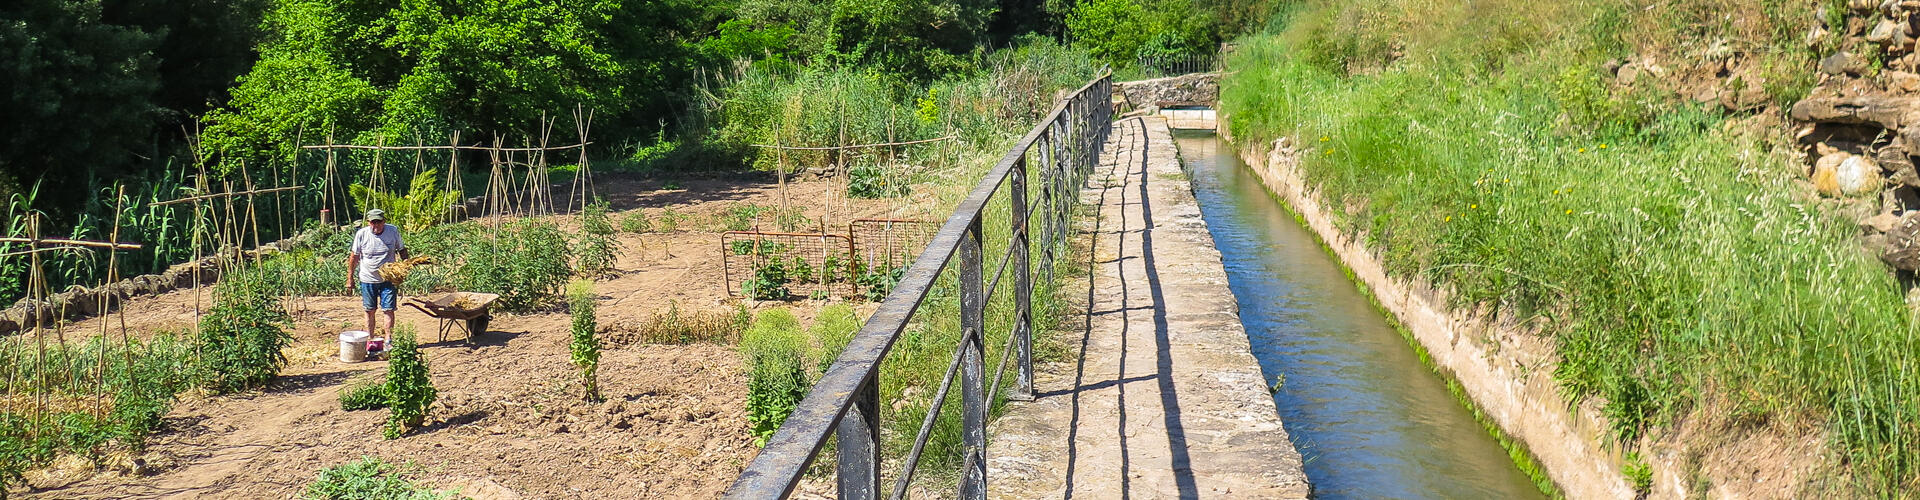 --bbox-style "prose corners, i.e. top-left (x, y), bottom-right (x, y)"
top-left (1223, 0), bottom-right (1917, 493)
